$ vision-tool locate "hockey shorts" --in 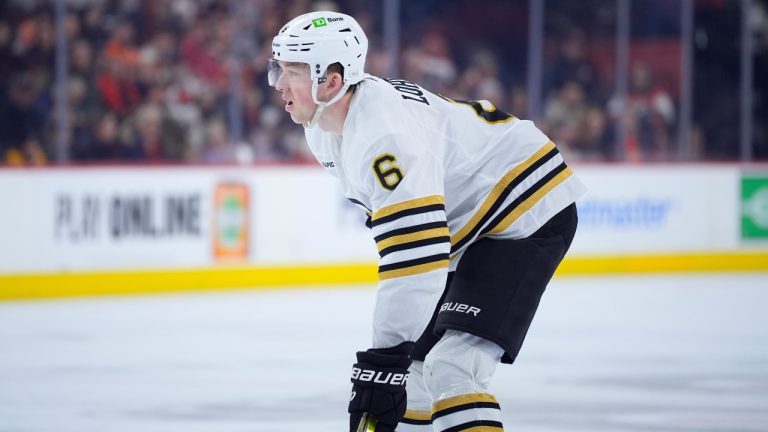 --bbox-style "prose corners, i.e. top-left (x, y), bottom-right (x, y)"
top-left (411, 203), bottom-right (578, 364)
